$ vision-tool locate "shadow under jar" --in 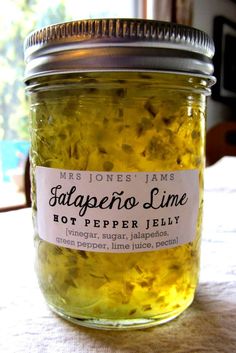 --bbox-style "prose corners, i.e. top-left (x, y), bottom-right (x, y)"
top-left (24, 19), bottom-right (215, 330)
